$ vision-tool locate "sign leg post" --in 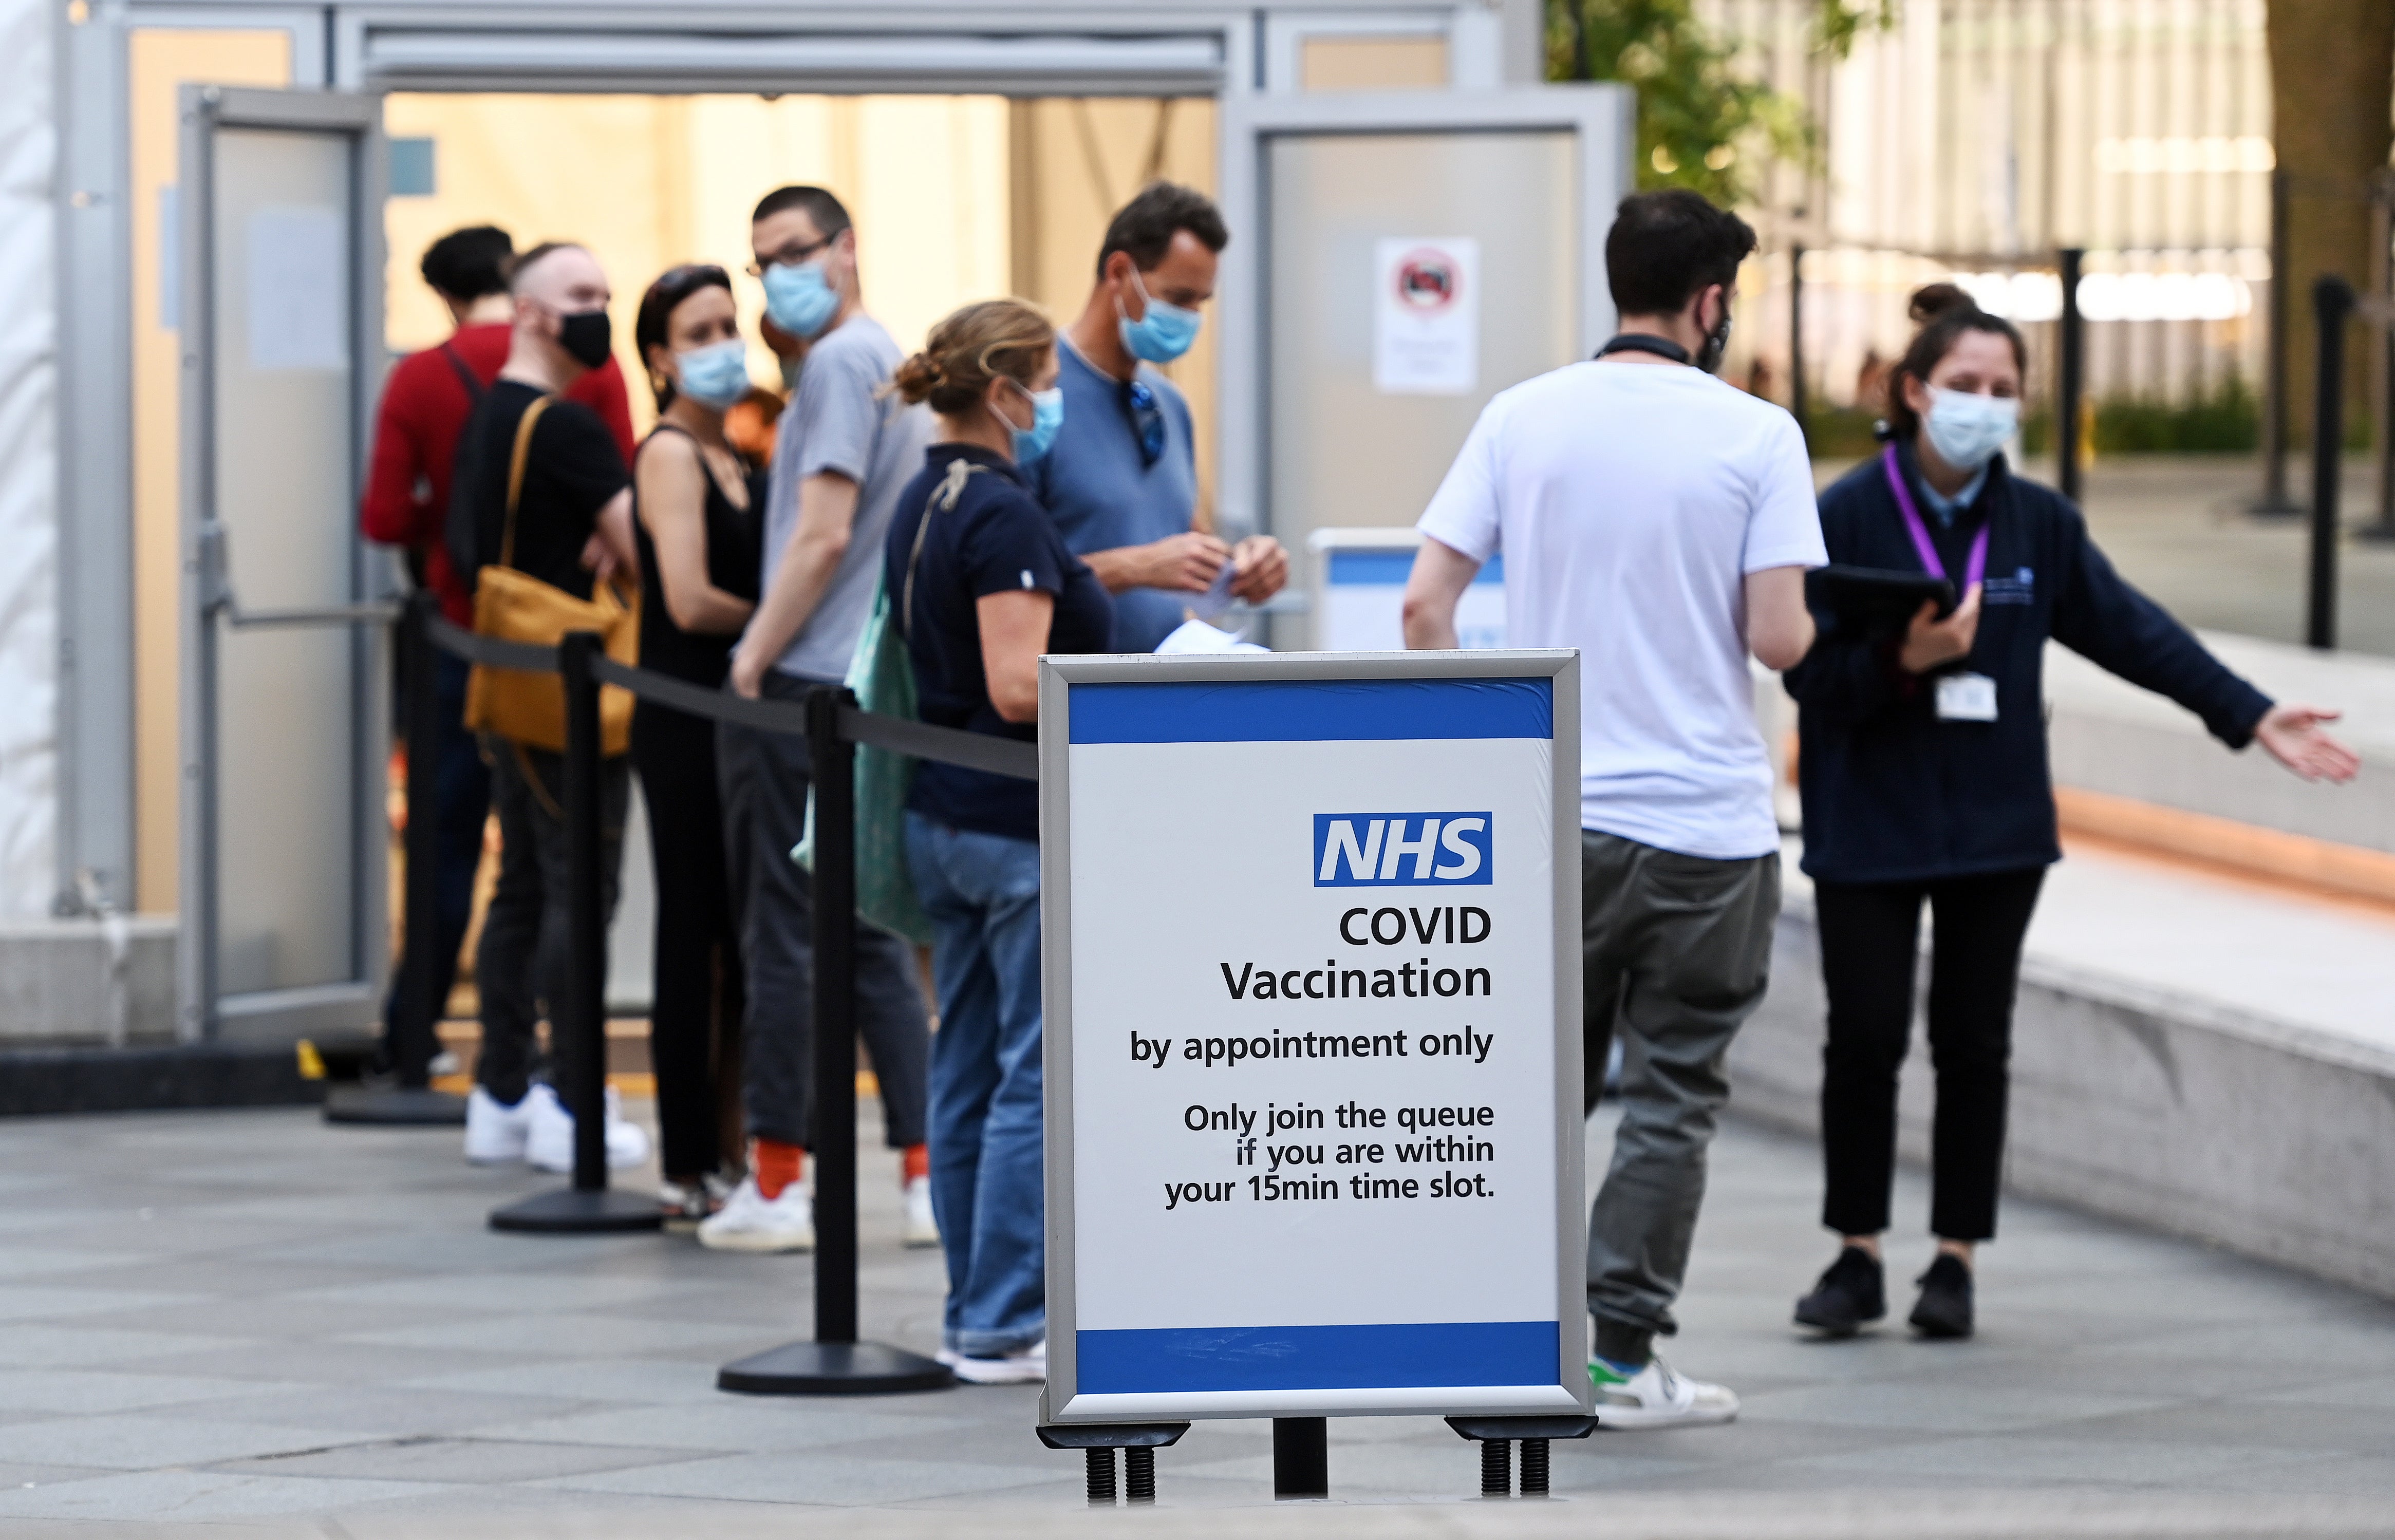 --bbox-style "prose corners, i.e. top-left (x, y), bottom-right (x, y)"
top-left (1519, 1437), bottom-right (1551, 1497)
top-left (1271, 1417), bottom-right (1327, 1499)
top-left (1478, 1437), bottom-right (1511, 1497)
top-left (1123, 1446), bottom-right (1156, 1505)
top-left (717, 688), bottom-right (952, 1393)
